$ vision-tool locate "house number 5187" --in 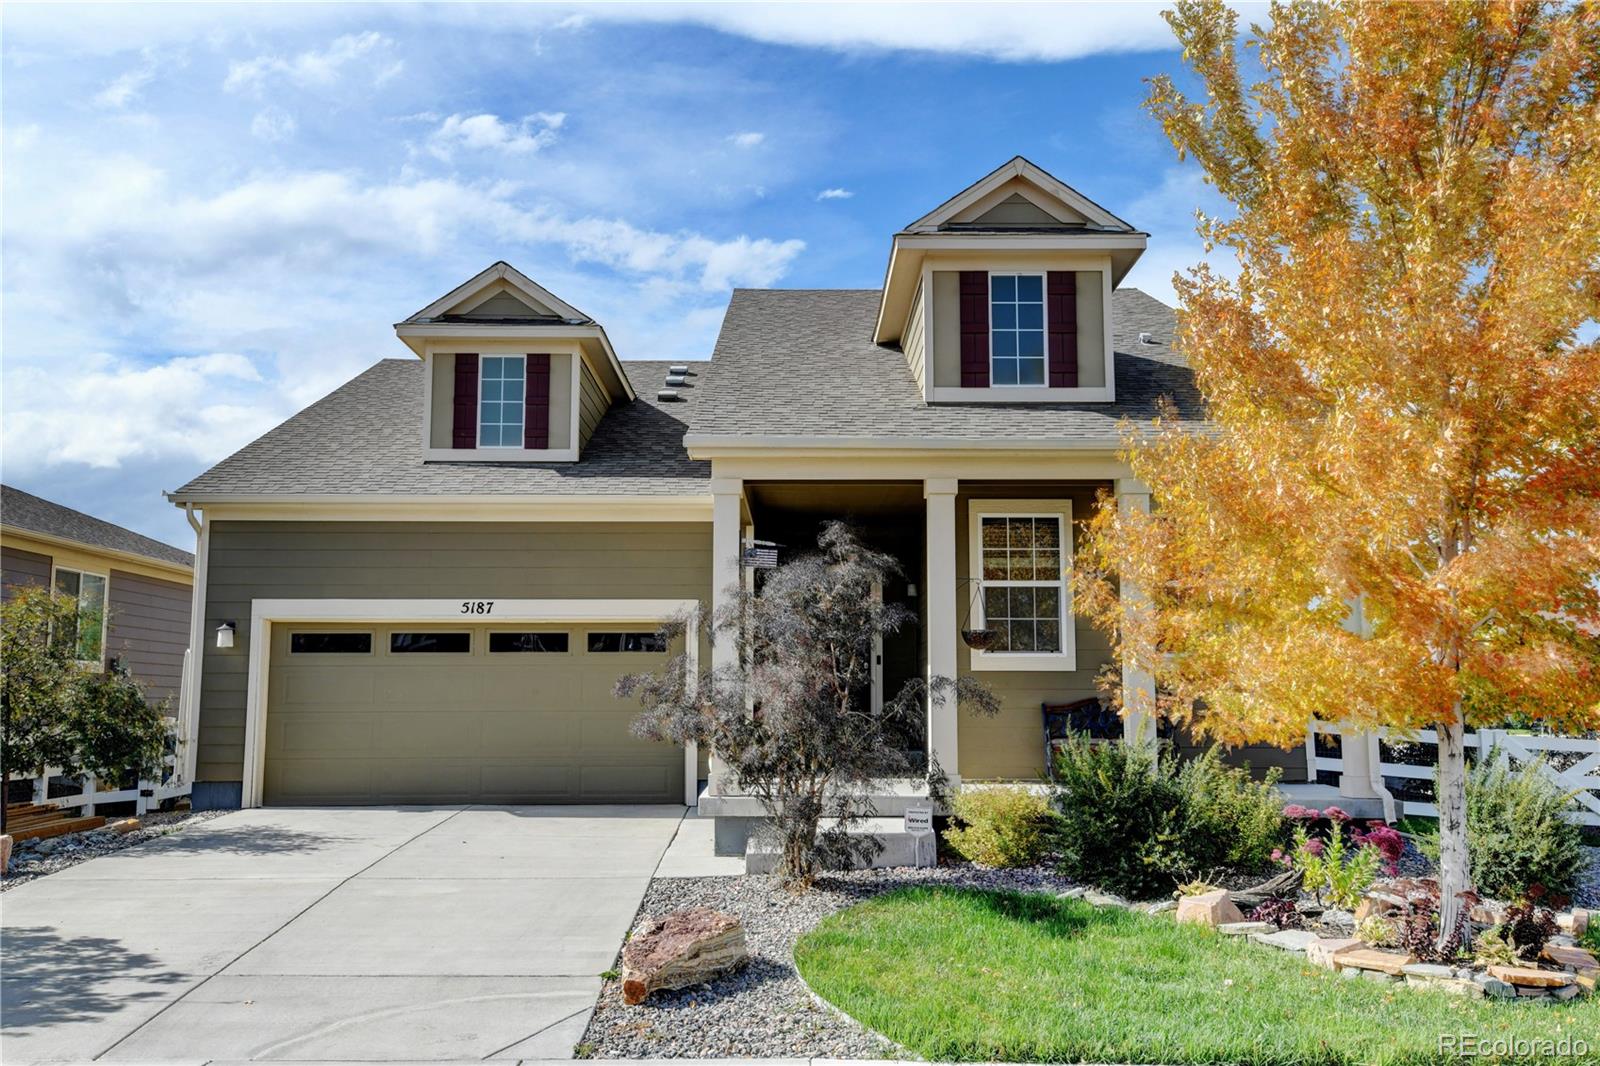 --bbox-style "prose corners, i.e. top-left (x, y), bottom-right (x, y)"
top-left (460, 600), bottom-right (495, 615)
